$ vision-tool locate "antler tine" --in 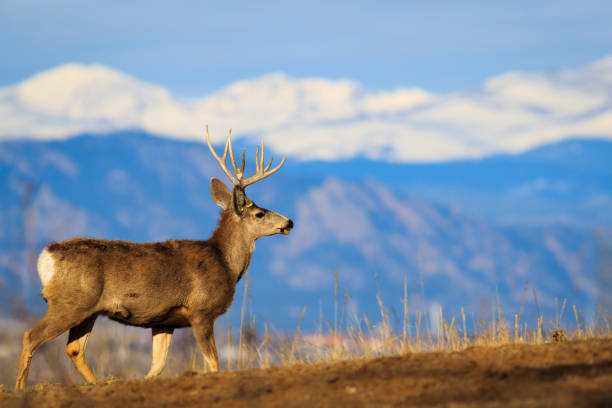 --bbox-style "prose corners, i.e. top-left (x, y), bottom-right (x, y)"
top-left (269, 154), bottom-right (286, 175)
top-left (260, 138), bottom-right (265, 173)
top-left (222, 133), bottom-right (230, 160)
top-left (226, 128), bottom-right (244, 179)
top-left (264, 156), bottom-right (274, 172)
top-left (240, 149), bottom-right (246, 176)
top-left (205, 125), bottom-right (239, 186)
